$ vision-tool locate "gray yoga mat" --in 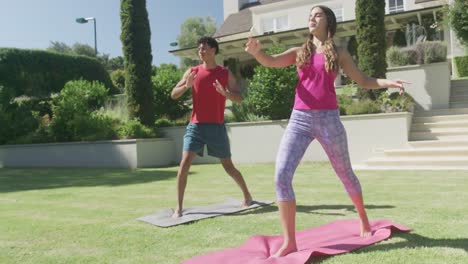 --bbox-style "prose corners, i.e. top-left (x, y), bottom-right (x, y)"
top-left (137, 198), bottom-right (273, 227)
